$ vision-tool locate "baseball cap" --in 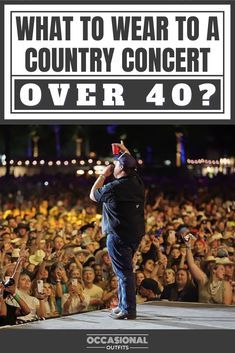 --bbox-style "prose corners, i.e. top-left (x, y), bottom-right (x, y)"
top-left (114, 151), bottom-right (137, 169)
